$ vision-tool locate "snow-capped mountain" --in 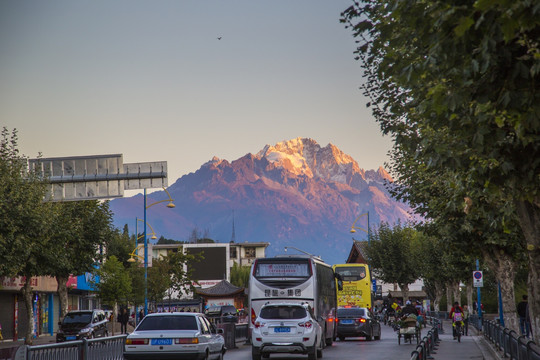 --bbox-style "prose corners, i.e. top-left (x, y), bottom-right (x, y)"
top-left (110, 137), bottom-right (415, 265)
